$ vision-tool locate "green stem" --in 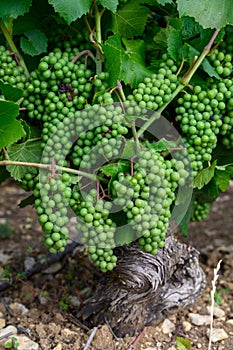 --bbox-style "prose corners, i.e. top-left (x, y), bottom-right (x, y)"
top-left (137, 83), bottom-right (184, 138)
top-left (0, 20), bottom-right (30, 78)
top-left (182, 28), bottom-right (220, 85)
top-left (94, 5), bottom-right (104, 74)
top-left (0, 160), bottom-right (97, 181)
top-left (131, 122), bottom-right (141, 154)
